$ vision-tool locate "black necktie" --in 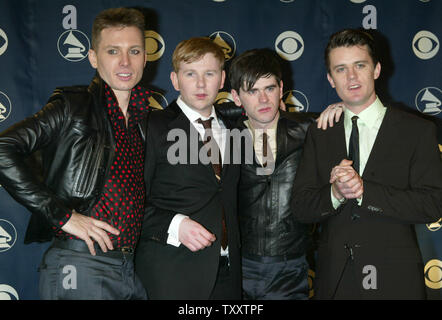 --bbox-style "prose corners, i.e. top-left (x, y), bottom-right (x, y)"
top-left (348, 116), bottom-right (361, 221)
top-left (196, 118), bottom-right (227, 250)
top-left (348, 116), bottom-right (360, 174)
